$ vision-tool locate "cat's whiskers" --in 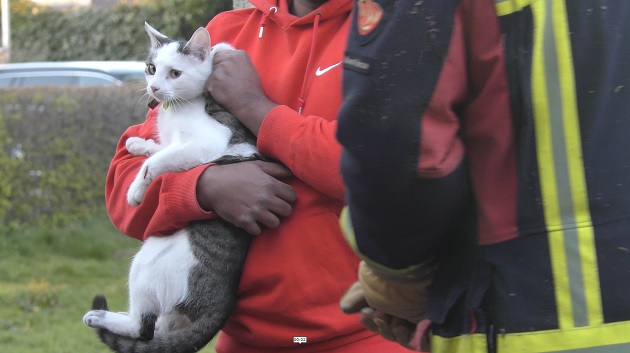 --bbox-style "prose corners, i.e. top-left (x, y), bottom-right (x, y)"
top-left (134, 91), bottom-right (155, 111)
top-left (85, 24), bottom-right (257, 353)
top-left (167, 94), bottom-right (193, 112)
top-left (172, 99), bottom-right (184, 112)
top-left (135, 86), bottom-right (148, 95)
